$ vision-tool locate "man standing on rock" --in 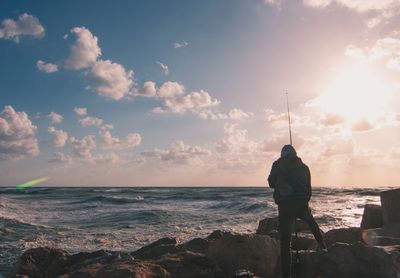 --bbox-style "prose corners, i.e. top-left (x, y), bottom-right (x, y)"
top-left (268, 144), bottom-right (326, 278)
